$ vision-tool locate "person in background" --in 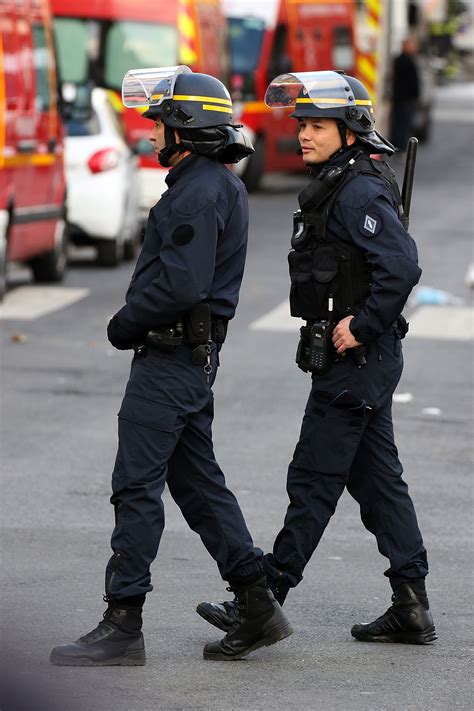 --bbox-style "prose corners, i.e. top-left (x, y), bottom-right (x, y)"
top-left (390, 37), bottom-right (421, 153)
